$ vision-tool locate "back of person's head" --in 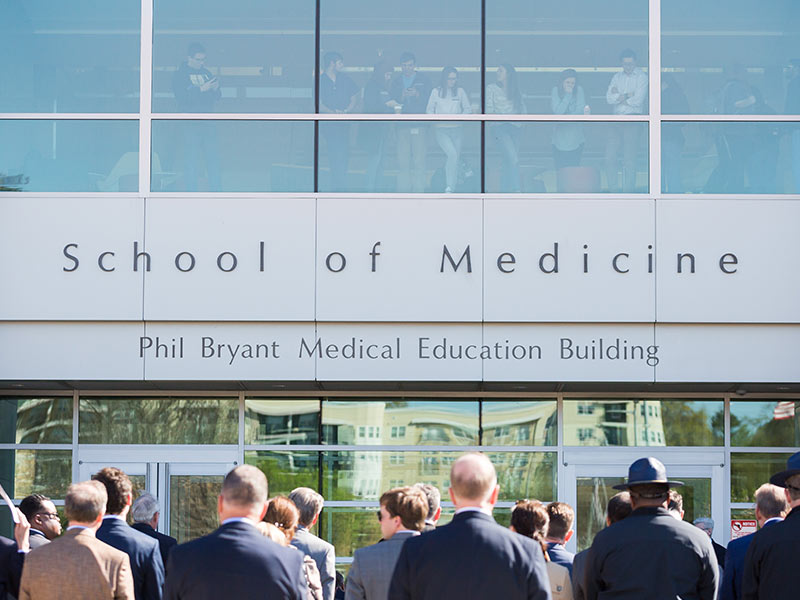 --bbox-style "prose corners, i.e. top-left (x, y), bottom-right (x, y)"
top-left (607, 491), bottom-right (632, 525)
top-left (91, 467), bottom-right (132, 515)
top-left (511, 500), bottom-right (548, 540)
top-left (545, 501), bottom-right (574, 541)
top-left (450, 453), bottom-right (497, 503)
top-left (289, 487), bottom-right (324, 528)
top-left (667, 489), bottom-right (684, 516)
top-left (323, 52), bottom-right (343, 70)
top-left (131, 493), bottom-right (160, 524)
top-left (222, 464), bottom-right (268, 508)
top-left (619, 48), bottom-right (637, 62)
top-left (413, 483), bottom-right (441, 522)
top-left (265, 496), bottom-right (300, 541)
top-left (187, 43), bottom-right (205, 57)
top-left (380, 487), bottom-right (428, 531)
top-left (629, 483), bottom-right (669, 505)
top-left (66, 481), bottom-right (107, 523)
top-left (693, 516), bottom-right (714, 533)
top-left (256, 521), bottom-right (289, 546)
top-left (755, 483), bottom-right (790, 517)
top-left (785, 474), bottom-right (800, 503)
top-left (19, 494), bottom-right (50, 522)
